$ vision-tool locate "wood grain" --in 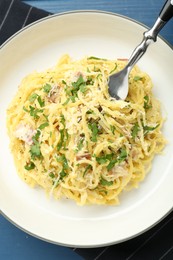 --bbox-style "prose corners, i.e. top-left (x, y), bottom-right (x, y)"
top-left (22, 0), bottom-right (173, 45)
